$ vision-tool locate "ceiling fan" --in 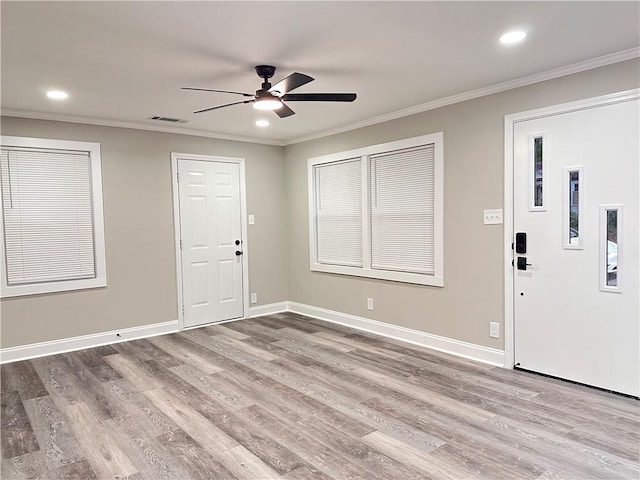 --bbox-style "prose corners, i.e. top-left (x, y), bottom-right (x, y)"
top-left (182, 65), bottom-right (357, 118)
